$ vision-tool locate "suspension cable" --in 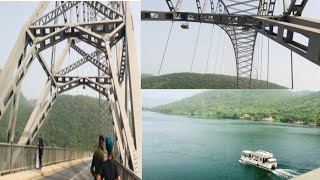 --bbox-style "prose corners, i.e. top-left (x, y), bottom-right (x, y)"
top-left (267, 38), bottom-right (270, 89)
top-left (205, 25), bottom-right (215, 74)
top-left (259, 34), bottom-right (264, 81)
top-left (213, 28), bottom-right (222, 74)
top-left (219, 33), bottom-right (227, 74)
top-left (253, 34), bottom-right (260, 87)
top-left (190, 23), bottom-right (202, 73)
top-left (223, 39), bottom-right (231, 76)
top-left (291, 50), bottom-right (294, 89)
top-left (157, 22), bottom-right (174, 77)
